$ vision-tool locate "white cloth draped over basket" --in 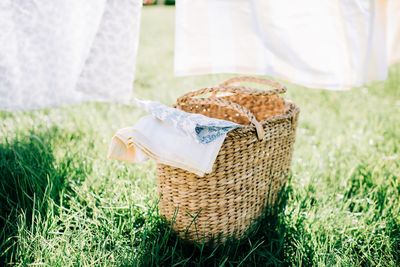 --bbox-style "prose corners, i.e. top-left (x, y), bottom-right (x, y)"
top-left (108, 116), bottom-right (230, 177)
top-left (0, 0), bottom-right (142, 111)
top-left (108, 99), bottom-right (241, 176)
top-left (175, 0), bottom-right (400, 90)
